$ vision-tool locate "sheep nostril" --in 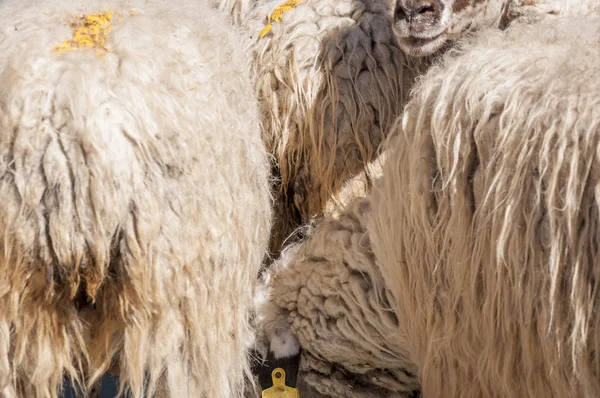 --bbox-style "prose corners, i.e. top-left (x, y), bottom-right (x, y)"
top-left (395, 6), bottom-right (407, 20)
top-left (415, 5), bottom-right (435, 14)
top-left (395, 2), bottom-right (435, 21)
